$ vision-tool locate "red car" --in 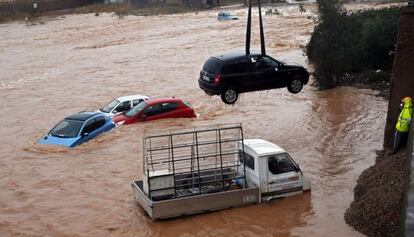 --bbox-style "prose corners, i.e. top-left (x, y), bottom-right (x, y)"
top-left (113, 97), bottom-right (196, 125)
